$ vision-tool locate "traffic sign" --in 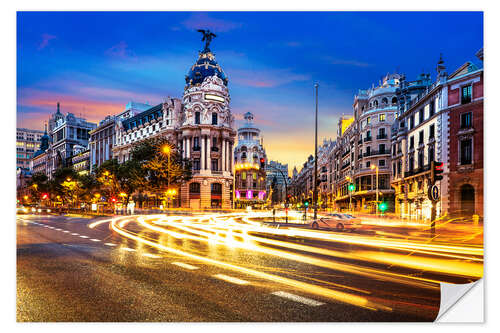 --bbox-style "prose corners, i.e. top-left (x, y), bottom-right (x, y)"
top-left (428, 184), bottom-right (440, 201)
